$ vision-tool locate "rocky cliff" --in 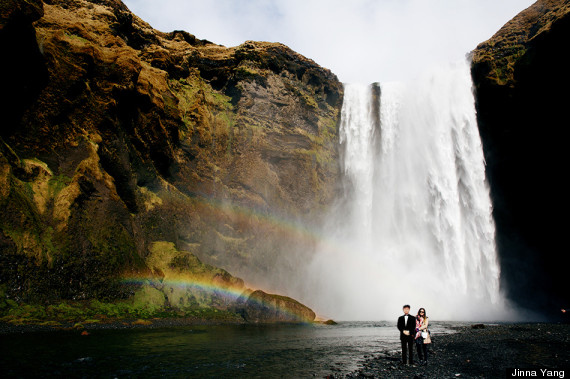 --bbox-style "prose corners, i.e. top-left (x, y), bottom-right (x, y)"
top-left (471, 0), bottom-right (570, 316)
top-left (0, 0), bottom-right (342, 321)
